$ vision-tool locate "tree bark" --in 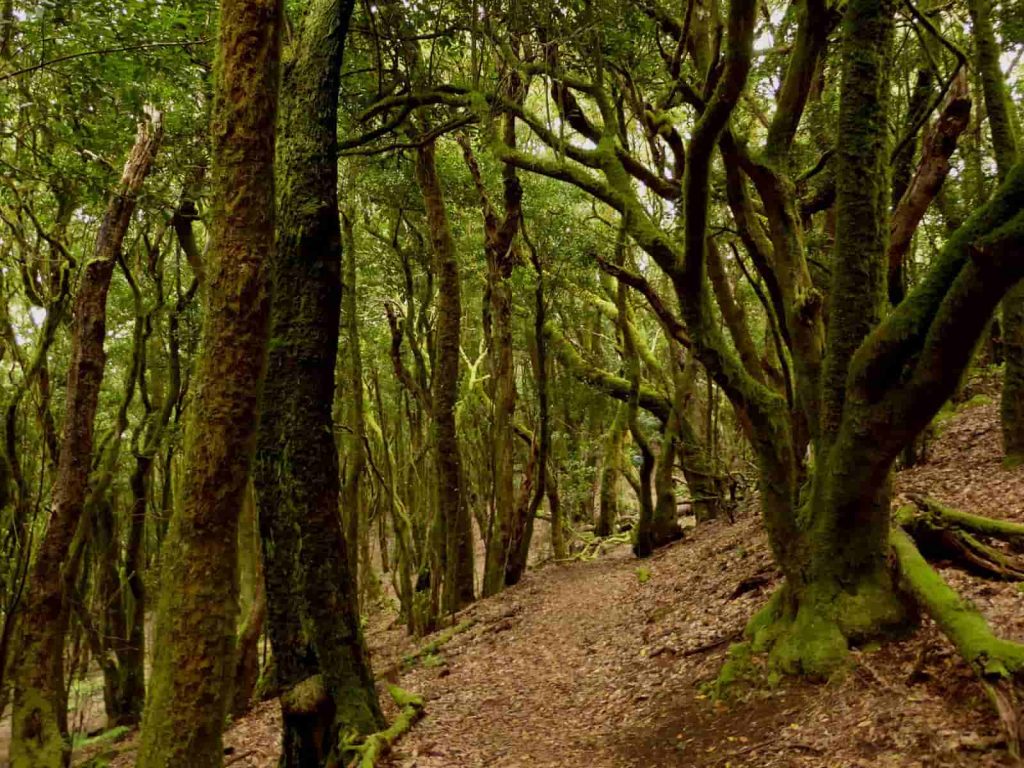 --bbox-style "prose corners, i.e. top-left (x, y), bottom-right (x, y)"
top-left (596, 405), bottom-right (628, 537)
top-left (10, 109), bottom-right (161, 768)
top-left (414, 139), bottom-right (475, 612)
top-left (966, 0), bottom-right (1024, 460)
top-left (887, 74), bottom-right (971, 307)
top-left (135, 0), bottom-right (280, 763)
top-left (251, 0), bottom-right (384, 763)
top-left (231, 486), bottom-right (265, 719)
top-left (457, 129), bottom-right (524, 596)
